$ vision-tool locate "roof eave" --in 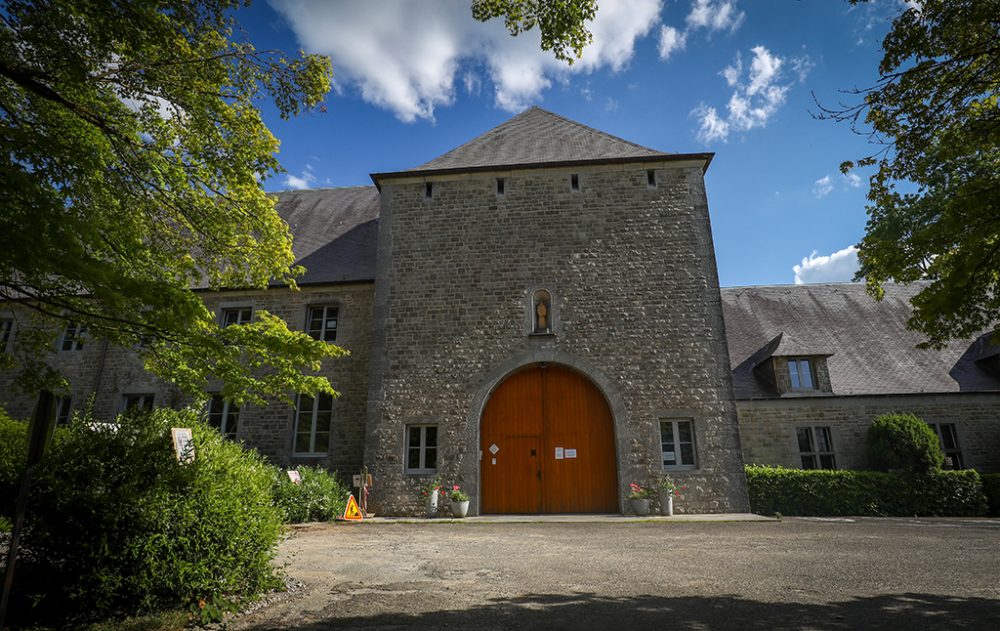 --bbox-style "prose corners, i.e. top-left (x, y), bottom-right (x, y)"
top-left (370, 152), bottom-right (715, 190)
